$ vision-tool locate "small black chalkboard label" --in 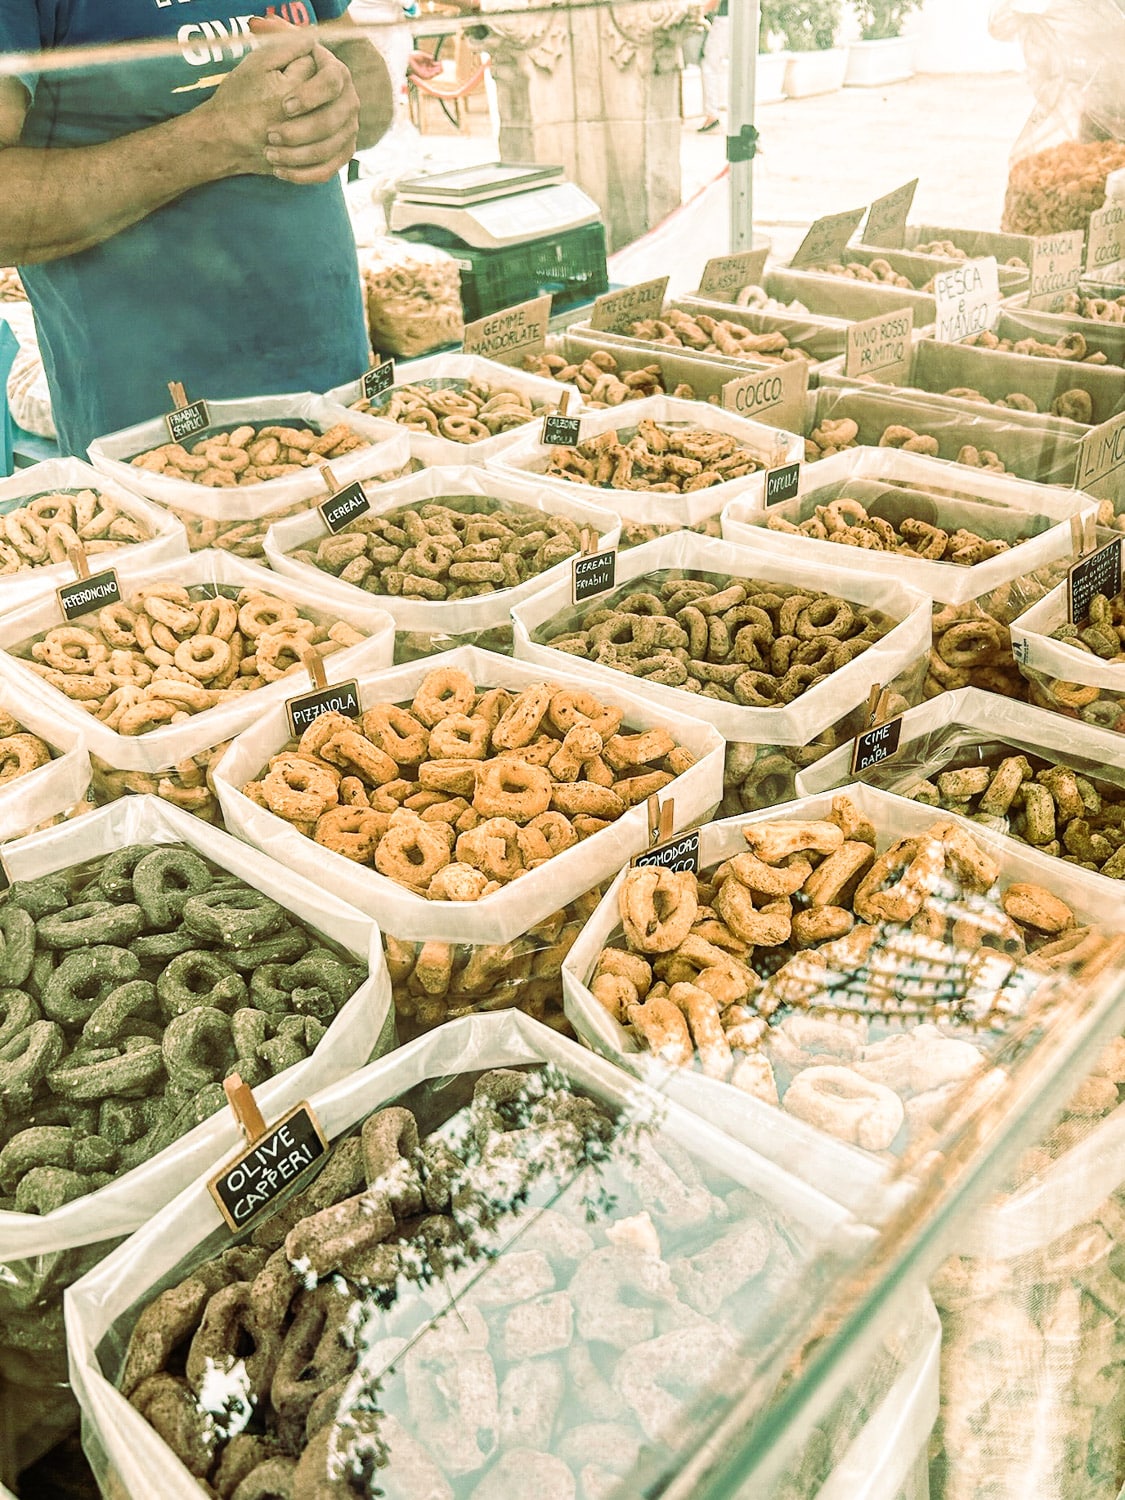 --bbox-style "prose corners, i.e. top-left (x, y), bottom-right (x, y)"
top-left (543, 414), bottom-right (581, 447)
top-left (573, 548), bottom-right (616, 604)
top-left (287, 679), bottom-right (361, 737)
top-left (209, 1101), bottom-right (328, 1231)
top-left (631, 829), bottom-right (700, 874)
top-left (1068, 537), bottom-right (1123, 625)
top-left (852, 716), bottom-right (904, 775)
top-left (765, 462), bottom-right (801, 506)
top-left (319, 481), bottom-right (371, 535)
top-left (165, 399), bottom-right (210, 445)
top-left (362, 361), bottom-right (396, 402)
top-left (57, 567), bottom-right (121, 622)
